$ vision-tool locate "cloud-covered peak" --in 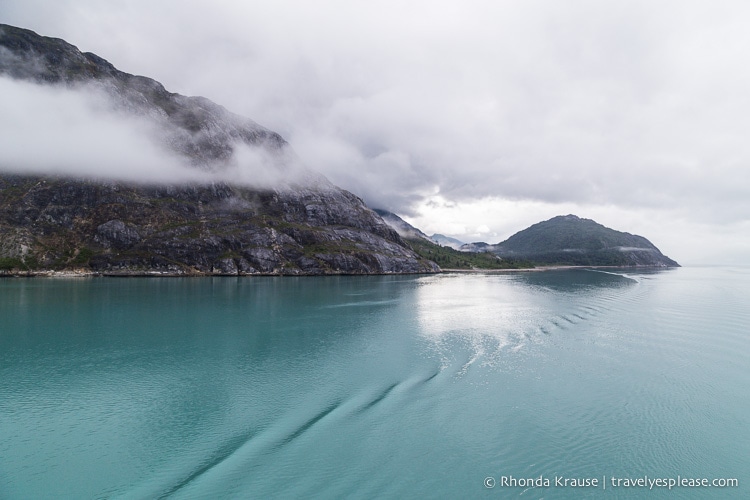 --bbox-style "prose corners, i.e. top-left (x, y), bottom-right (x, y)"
top-left (0, 23), bottom-right (323, 189)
